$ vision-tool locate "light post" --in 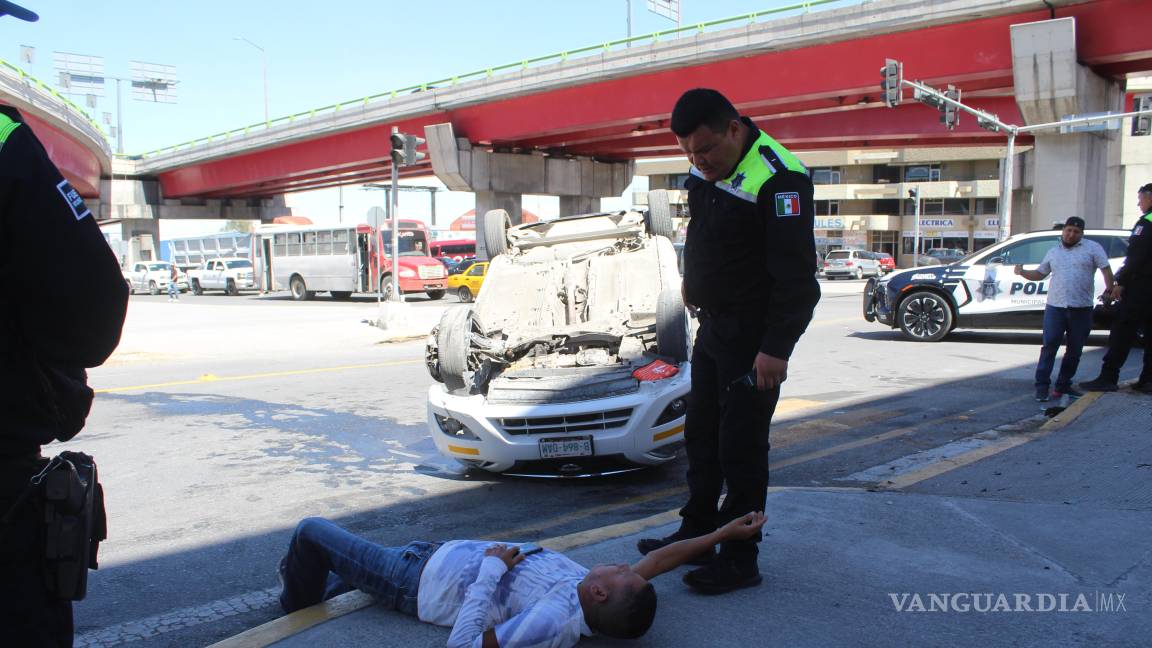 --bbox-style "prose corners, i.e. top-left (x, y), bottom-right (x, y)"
top-left (234, 37), bottom-right (269, 125)
top-left (909, 187), bottom-right (921, 268)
